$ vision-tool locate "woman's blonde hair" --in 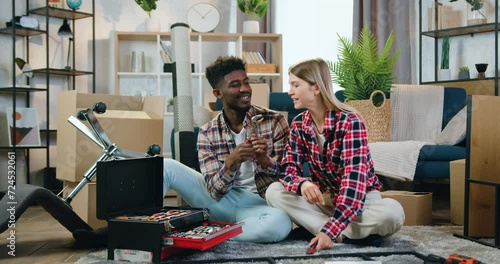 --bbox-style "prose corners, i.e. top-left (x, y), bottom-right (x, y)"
top-left (288, 58), bottom-right (354, 112)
